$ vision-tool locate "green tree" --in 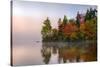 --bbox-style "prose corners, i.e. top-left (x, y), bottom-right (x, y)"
top-left (85, 9), bottom-right (90, 21)
top-left (76, 11), bottom-right (80, 28)
top-left (69, 19), bottom-right (75, 23)
top-left (52, 28), bottom-right (58, 41)
top-left (85, 8), bottom-right (97, 21)
top-left (41, 17), bottom-right (52, 41)
top-left (63, 15), bottom-right (68, 25)
top-left (58, 18), bottom-right (62, 26)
